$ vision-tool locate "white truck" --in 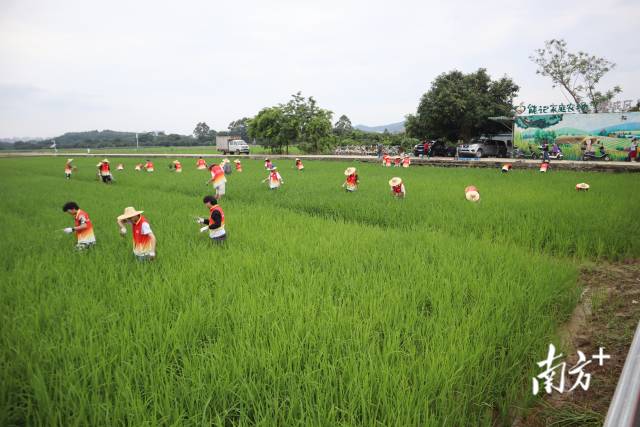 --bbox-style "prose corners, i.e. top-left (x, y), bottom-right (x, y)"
top-left (216, 135), bottom-right (250, 155)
